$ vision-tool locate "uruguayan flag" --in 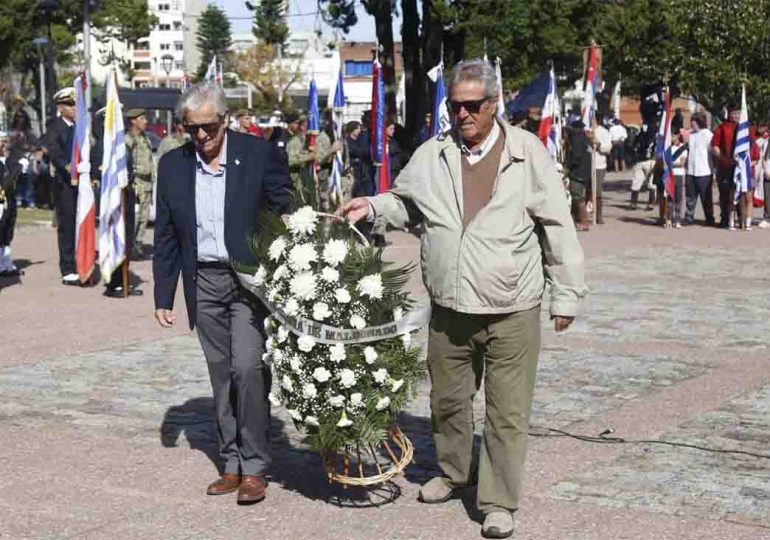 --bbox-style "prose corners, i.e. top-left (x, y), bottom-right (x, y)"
top-left (98, 68), bottom-right (129, 282)
top-left (733, 84), bottom-right (752, 198)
